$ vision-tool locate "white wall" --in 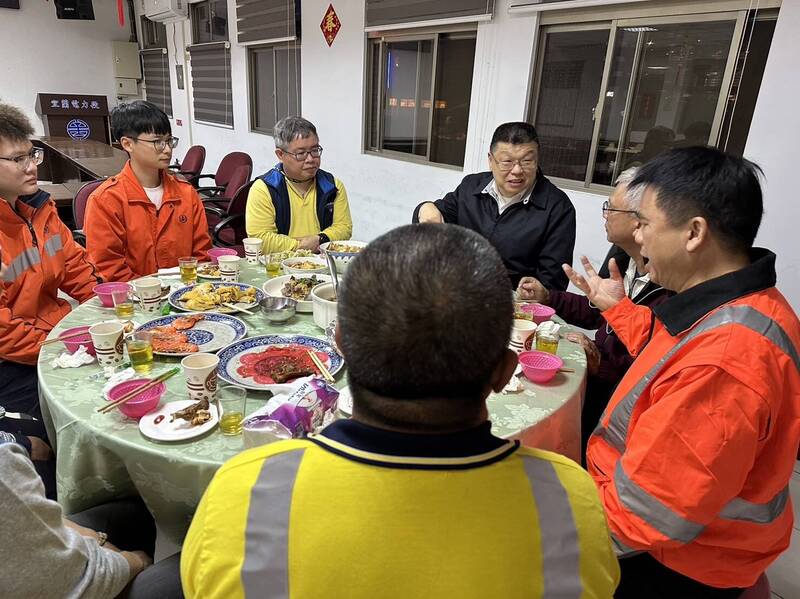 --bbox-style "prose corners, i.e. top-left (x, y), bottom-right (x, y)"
top-left (0, 1), bottom-right (132, 134)
top-left (745, 0), bottom-right (800, 310)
